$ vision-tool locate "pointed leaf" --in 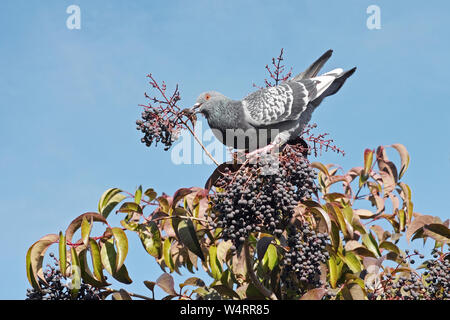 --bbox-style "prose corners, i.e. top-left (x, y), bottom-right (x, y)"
top-left (212, 285), bottom-right (240, 300)
top-left (256, 236), bottom-right (274, 262)
top-left (65, 212), bottom-right (108, 244)
top-left (343, 252), bottom-right (362, 273)
top-left (58, 232), bottom-right (67, 278)
top-left (300, 288), bottom-right (328, 300)
top-left (100, 238), bottom-right (132, 284)
top-left (110, 227), bottom-right (128, 271)
top-left (98, 188), bottom-right (127, 218)
top-left (163, 238), bottom-right (175, 272)
top-left (389, 144), bottom-right (410, 179)
top-left (423, 224), bottom-right (450, 244)
top-left (156, 273), bottom-right (177, 296)
top-left (177, 219), bottom-right (205, 261)
top-left (144, 188), bottom-right (157, 202)
top-left (26, 234), bottom-right (59, 290)
top-left (209, 245), bottom-right (222, 280)
top-left (88, 238), bottom-right (107, 283)
top-left (81, 217), bottom-right (92, 246)
top-left (134, 185), bottom-right (143, 204)
top-left (70, 246), bottom-right (82, 299)
top-left (137, 222), bottom-right (161, 258)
